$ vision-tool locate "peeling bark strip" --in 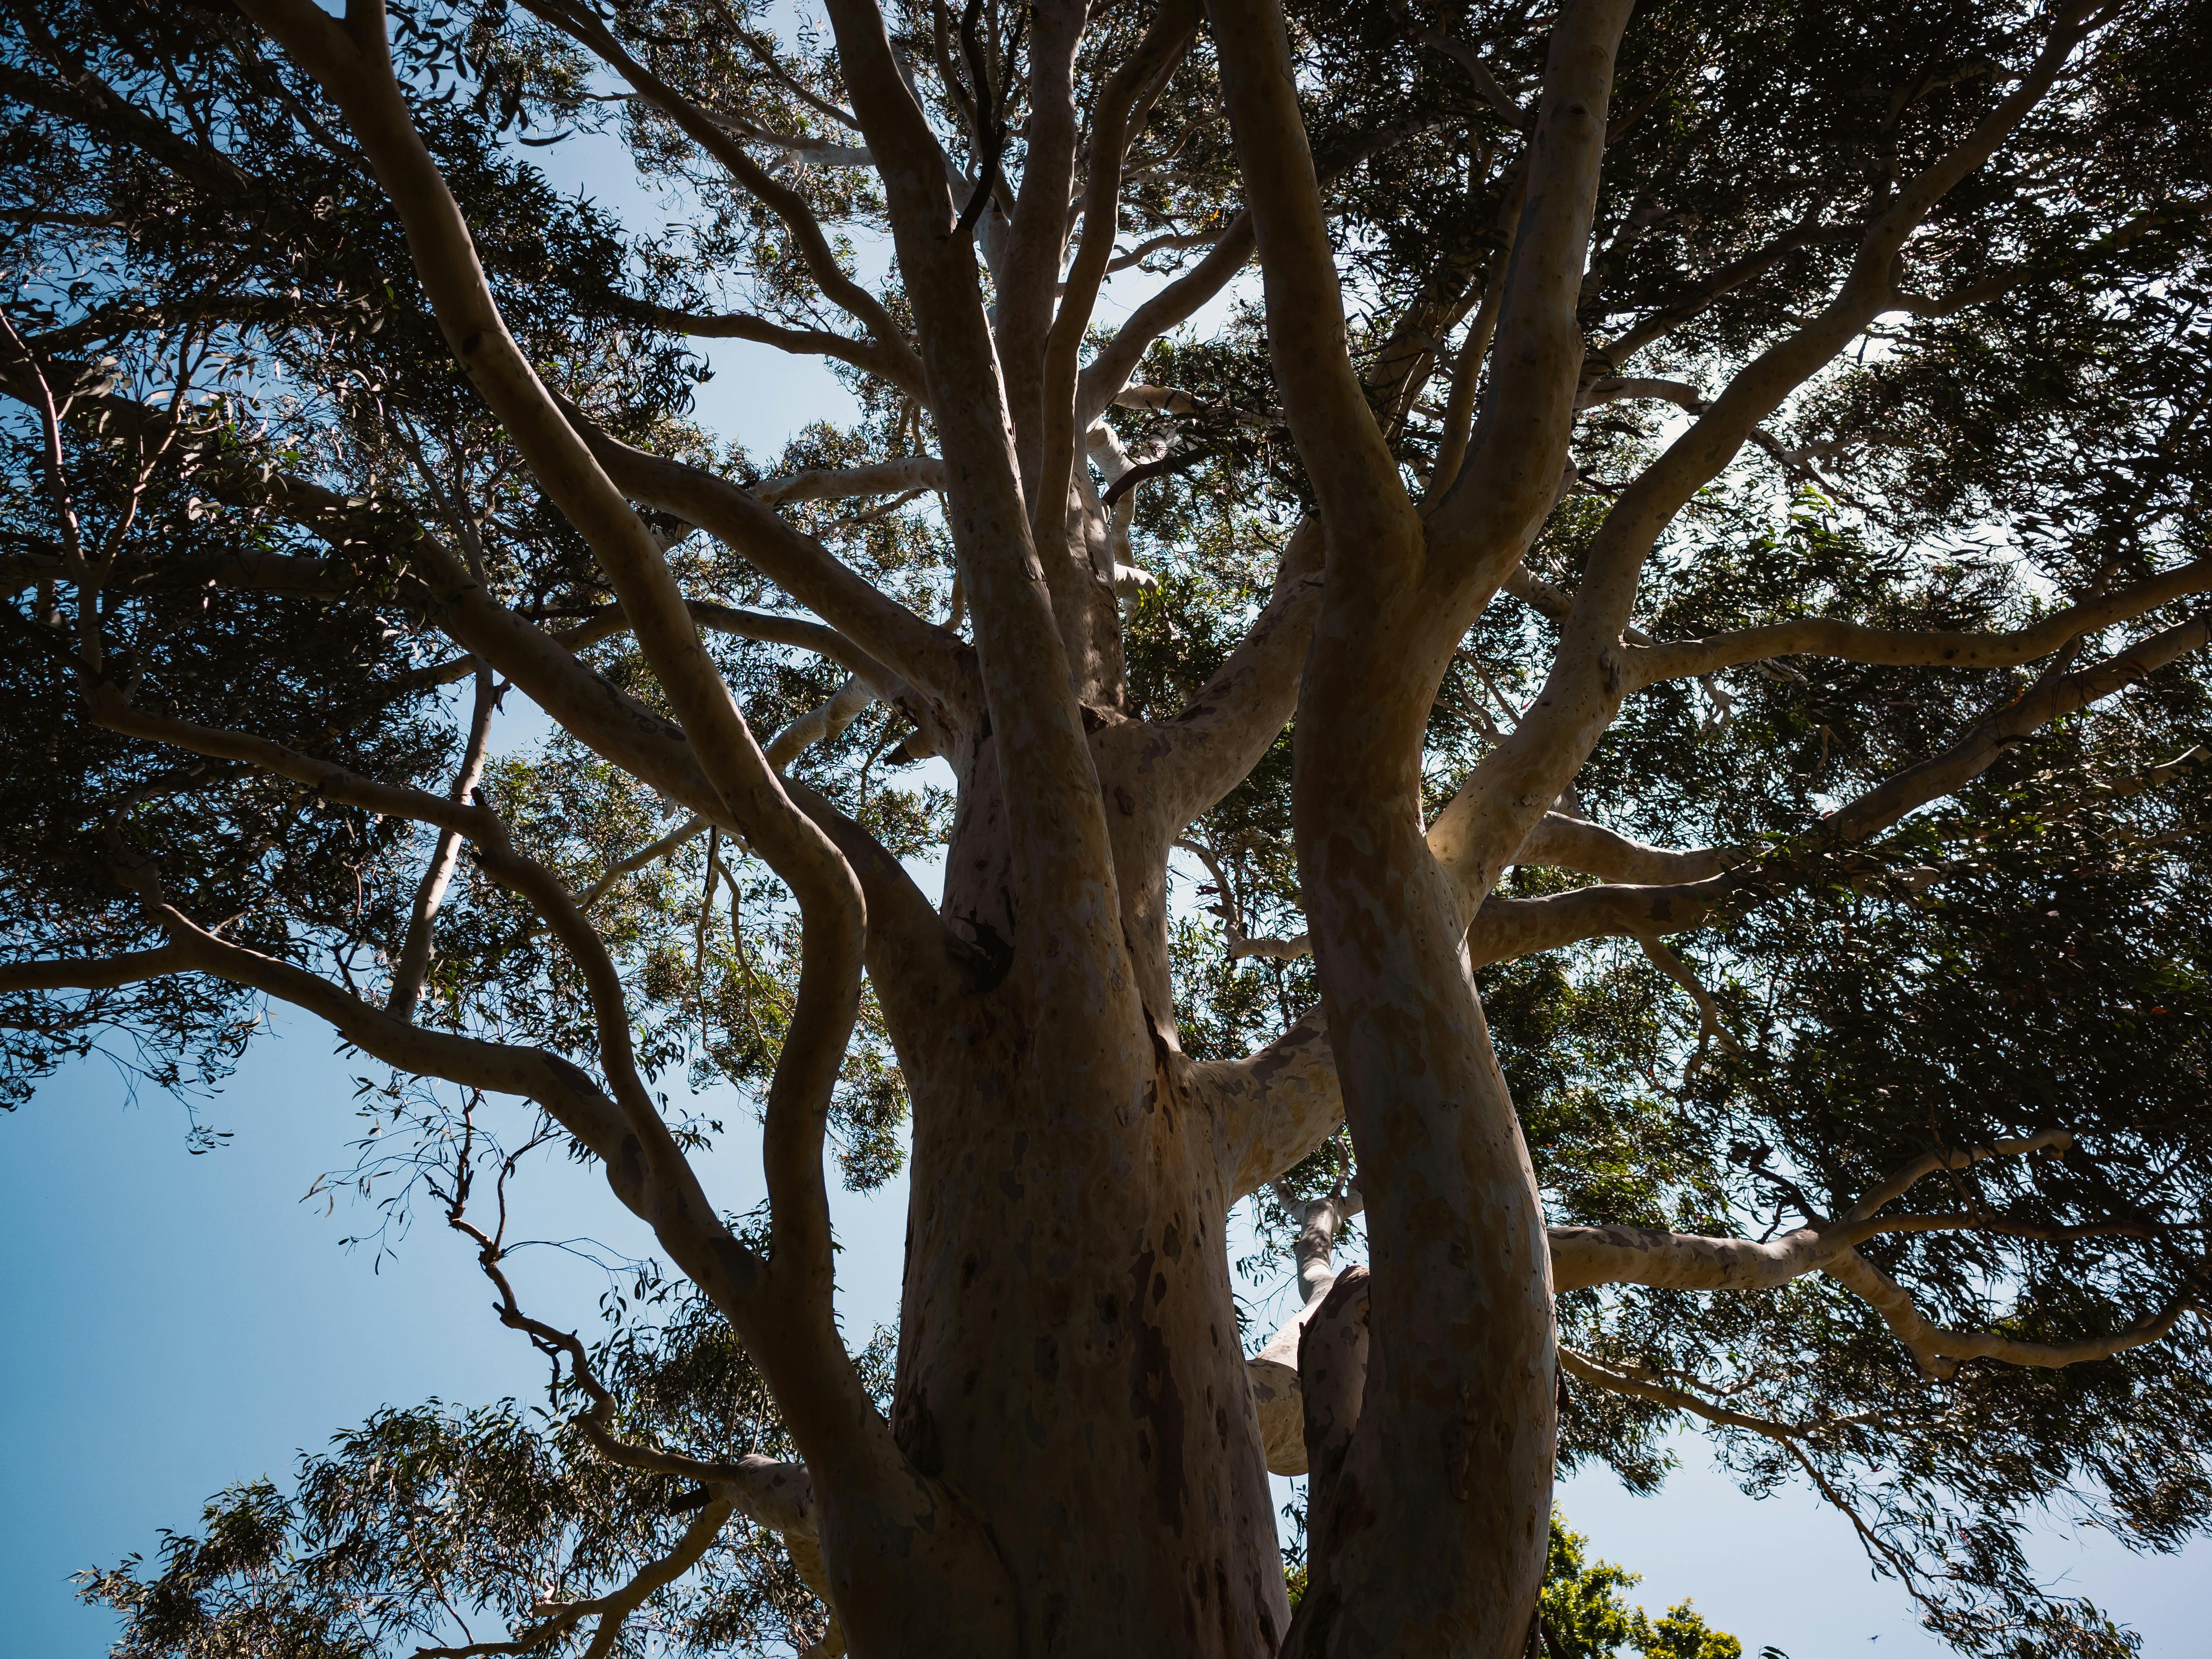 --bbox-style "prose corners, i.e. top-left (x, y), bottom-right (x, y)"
top-left (9, 0), bottom-right (2211, 1654)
